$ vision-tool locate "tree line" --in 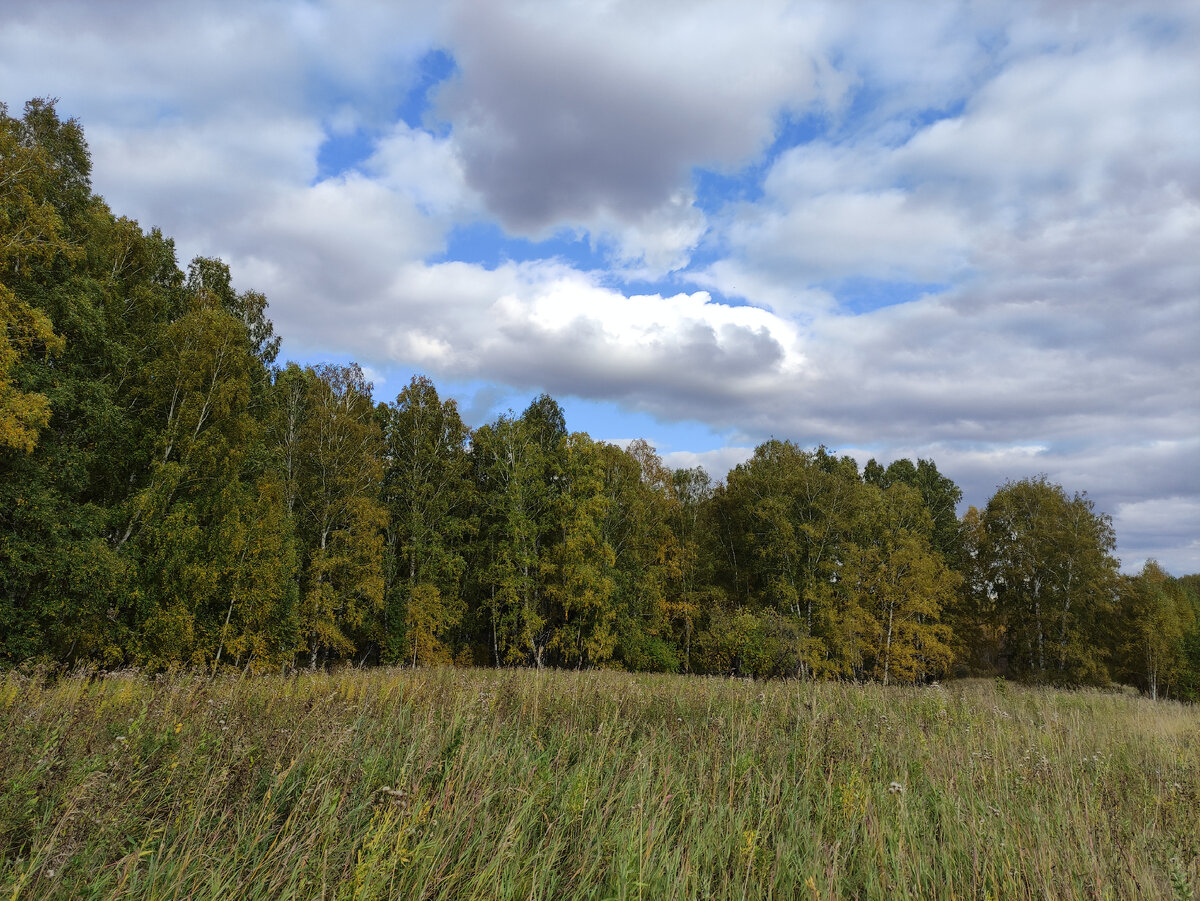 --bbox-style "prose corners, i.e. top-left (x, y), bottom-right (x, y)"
top-left (3, 100), bottom-right (1198, 696)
